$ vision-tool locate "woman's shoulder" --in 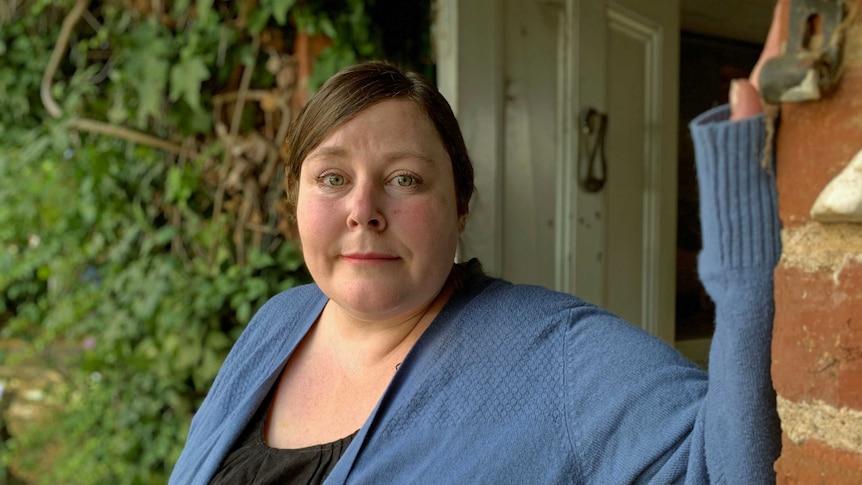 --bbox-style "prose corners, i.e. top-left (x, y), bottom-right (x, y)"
top-left (229, 282), bottom-right (326, 350)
